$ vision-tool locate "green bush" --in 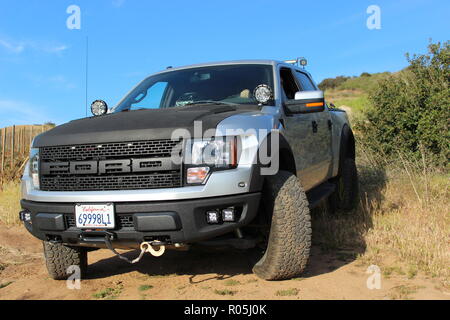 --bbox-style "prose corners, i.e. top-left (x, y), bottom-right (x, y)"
top-left (318, 76), bottom-right (350, 91)
top-left (356, 41), bottom-right (450, 168)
